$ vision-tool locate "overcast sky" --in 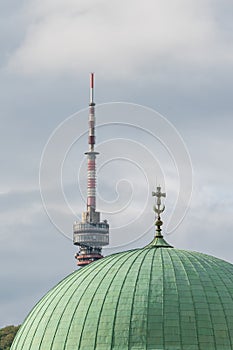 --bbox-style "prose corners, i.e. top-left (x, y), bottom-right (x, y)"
top-left (1, 0), bottom-right (233, 328)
